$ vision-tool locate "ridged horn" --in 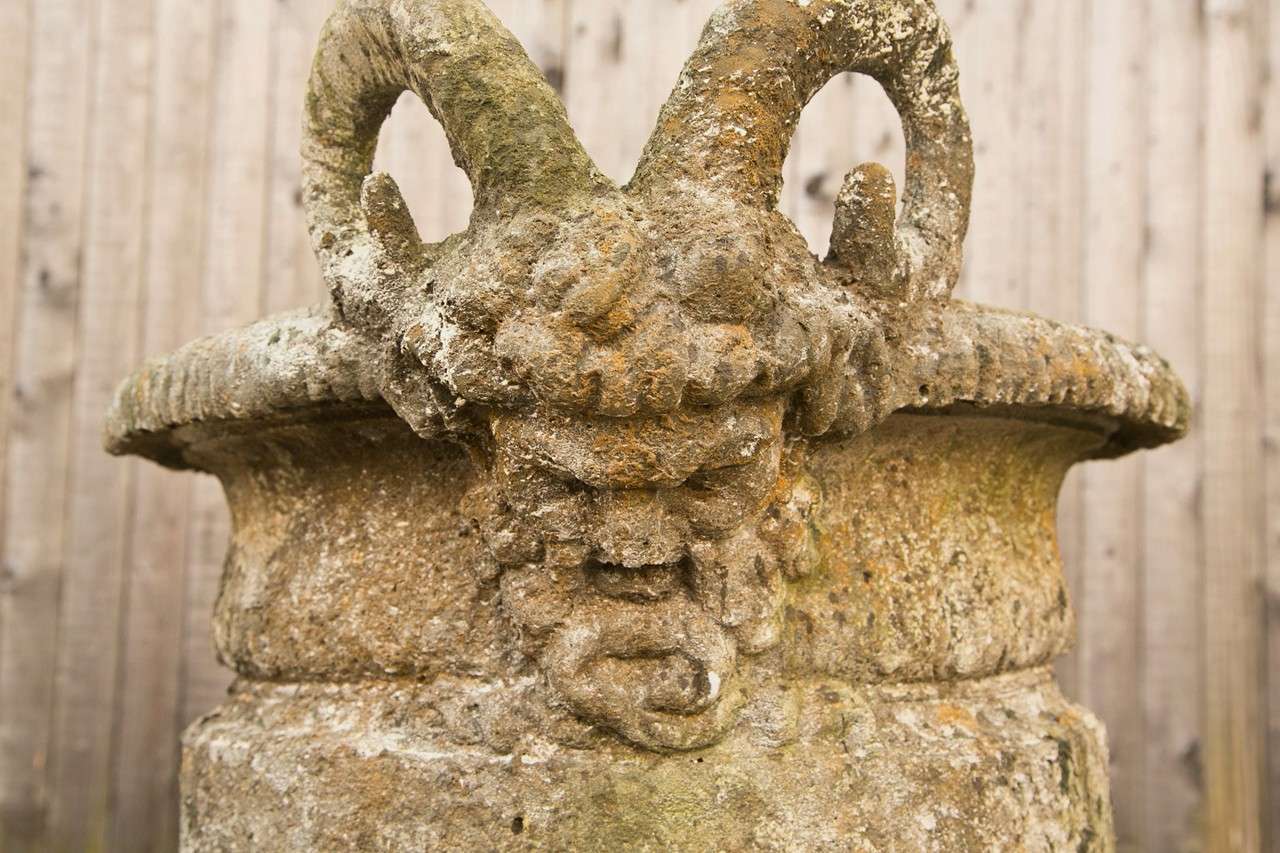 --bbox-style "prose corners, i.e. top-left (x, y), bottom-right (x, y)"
top-left (631, 0), bottom-right (974, 299)
top-left (303, 0), bottom-right (608, 319)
